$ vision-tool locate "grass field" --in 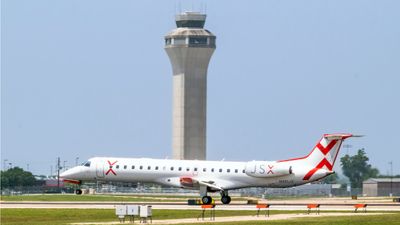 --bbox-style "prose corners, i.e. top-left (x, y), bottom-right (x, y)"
top-left (0, 208), bottom-right (298, 225)
top-left (1, 208), bottom-right (399, 225)
top-left (177, 214), bottom-right (400, 225)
